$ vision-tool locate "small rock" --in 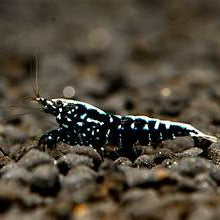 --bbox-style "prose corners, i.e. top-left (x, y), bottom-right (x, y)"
top-left (140, 145), bottom-right (155, 155)
top-left (0, 182), bottom-right (52, 215)
top-left (175, 175), bottom-right (198, 192)
top-left (1, 163), bottom-right (31, 185)
top-left (30, 164), bottom-right (60, 196)
top-left (154, 148), bottom-right (174, 164)
top-left (125, 167), bottom-right (175, 188)
top-left (56, 153), bottom-right (94, 175)
top-left (59, 183), bottom-right (105, 204)
top-left (98, 170), bottom-right (127, 199)
top-left (188, 205), bottom-right (215, 220)
top-left (0, 125), bottom-right (28, 144)
top-left (121, 188), bottom-right (161, 219)
top-left (176, 147), bottom-right (203, 158)
top-left (162, 137), bottom-right (195, 153)
top-left (121, 188), bottom-right (159, 206)
top-left (2, 207), bottom-right (47, 220)
top-left (194, 173), bottom-right (217, 191)
top-left (0, 181), bottom-right (48, 212)
top-left (161, 159), bottom-right (176, 168)
top-left (10, 144), bottom-right (37, 161)
top-left (0, 151), bottom-right (10, 168)
top-left (0, 181), bottom-right (21, 213)
top-left (121, 188), bottom-right (162, 219)
top-left (61, 165), bottom-right (97, 191)
top-left (0, 162), bottom-right (18, 176)
top-left (17, 149), bottom-right (53, 170)
top-left (99, 159), bottom-right (119, 173)
top-left (134, 155), bottom-right (155, 168)
top-left (207, 143), bottom-right (220, 164)
top-left (114, 157), bottom-right (133, 167)
top-left (209, 165), bottom-right (220, 185)
top-left (44, 200), bottom-right (73, 220)
top-left (48, 144), bottom-right (102, 168)
top-left (0, 144), bottom-right (10, 156)
top-left (170, 158), bottom-right (212, 177)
